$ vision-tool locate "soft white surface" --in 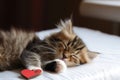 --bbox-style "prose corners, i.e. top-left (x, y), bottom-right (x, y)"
top-left (0, 27), bottom-right (120, 80)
